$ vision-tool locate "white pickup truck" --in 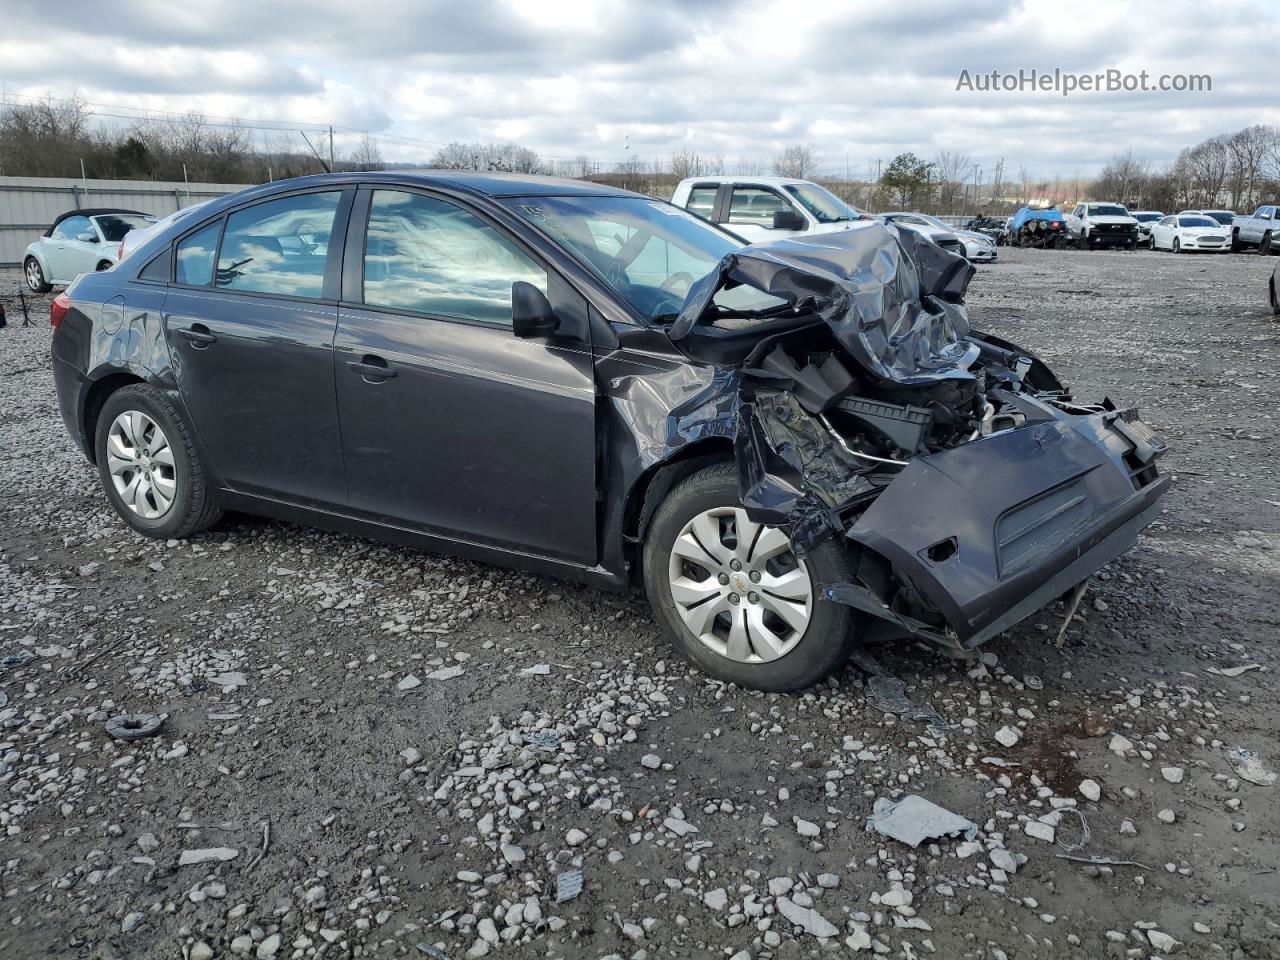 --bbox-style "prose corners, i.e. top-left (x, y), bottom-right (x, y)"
top-left (1230, 204), bottom-right (1279, 253)
top-left (1065, 202), bottom-right (1140, 249)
